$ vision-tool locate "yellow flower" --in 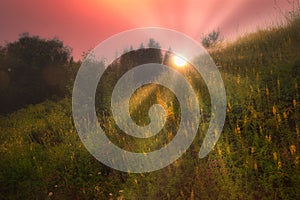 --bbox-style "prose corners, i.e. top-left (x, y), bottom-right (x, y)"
top-left (273, 152), bottom-right (278, 161)
top-left (253, 112), bottom-right (257, 119)
top-left (236, 126), bottom-right (241, 134)
top-left (259, 126), bottom-right (263, 134)
top-left (227, 102), bottom-right (232, 112)
top-left (278, 161), bottom-right (282, 170)
top-left (276, 114), bottom-right (281, 124)
top-left (95, 185), bottom-right (101, 192)
top-left (251, 147), bottom-right (255, 154)
top-left (217, 147), bottom-right (222, 156)
top-left (226, 146), bottom-right (231, 155)
top-left (266, 87), bottom-right (269, 96)
top-left (243, 115), bottom-right (248, 125)
top-left (290, 145), bottom-right (296, 155)
top-left (237, 75), bottom-right (241, 84)
top-left (250, 85), bottom-right (254, 93)
top-left (265, 135), bottom-right (272, 142)
top-left (293, 99), bottom-right (297, 108)
top-left (283, 112), bottom-right (288, 119)
top-left (295, 156), bottom-right (300, 165)
top-left (254, 162), bottom-right (258, 171)
top-left (272, 105), bottom-right (277, 115)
